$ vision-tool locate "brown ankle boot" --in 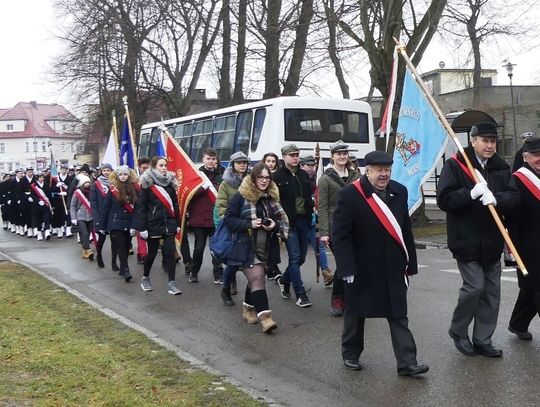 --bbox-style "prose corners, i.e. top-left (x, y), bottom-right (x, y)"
top-left (242, 302), bottom-right (258, 324)
top-left (258, 310), bottom-right (277, 334)
top-left (86, 249), bottom-right (94, 261)
top-left (81, 249), bottom-right (89, 259)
